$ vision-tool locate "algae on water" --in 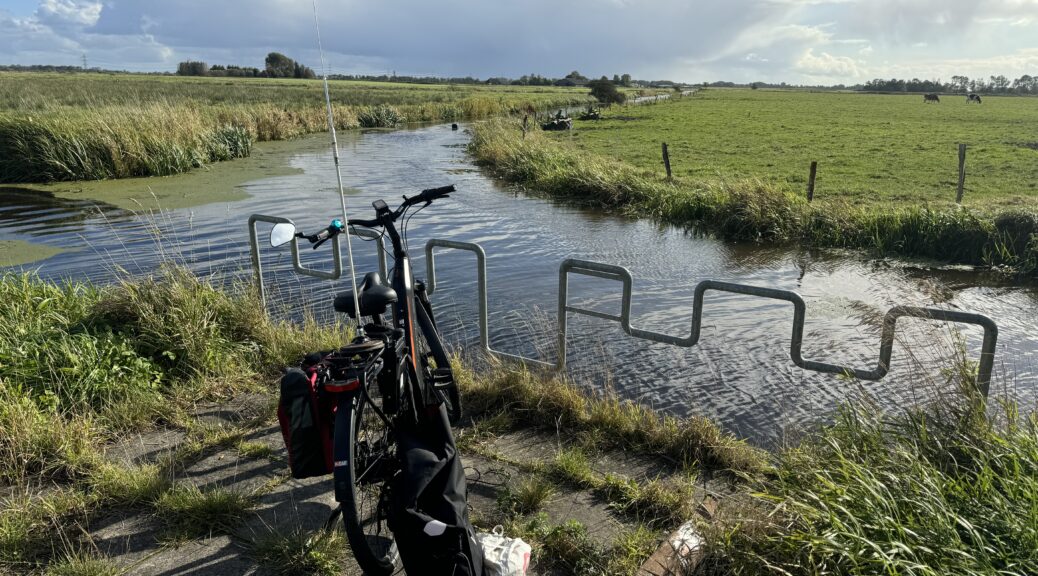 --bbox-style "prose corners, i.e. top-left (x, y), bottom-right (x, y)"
top-left (0, 240), bottom-right (65, 267)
